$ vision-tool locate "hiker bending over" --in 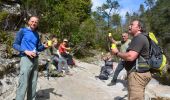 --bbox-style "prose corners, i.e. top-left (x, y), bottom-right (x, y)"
top-left (98, 52), bottom-right (115, 80)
